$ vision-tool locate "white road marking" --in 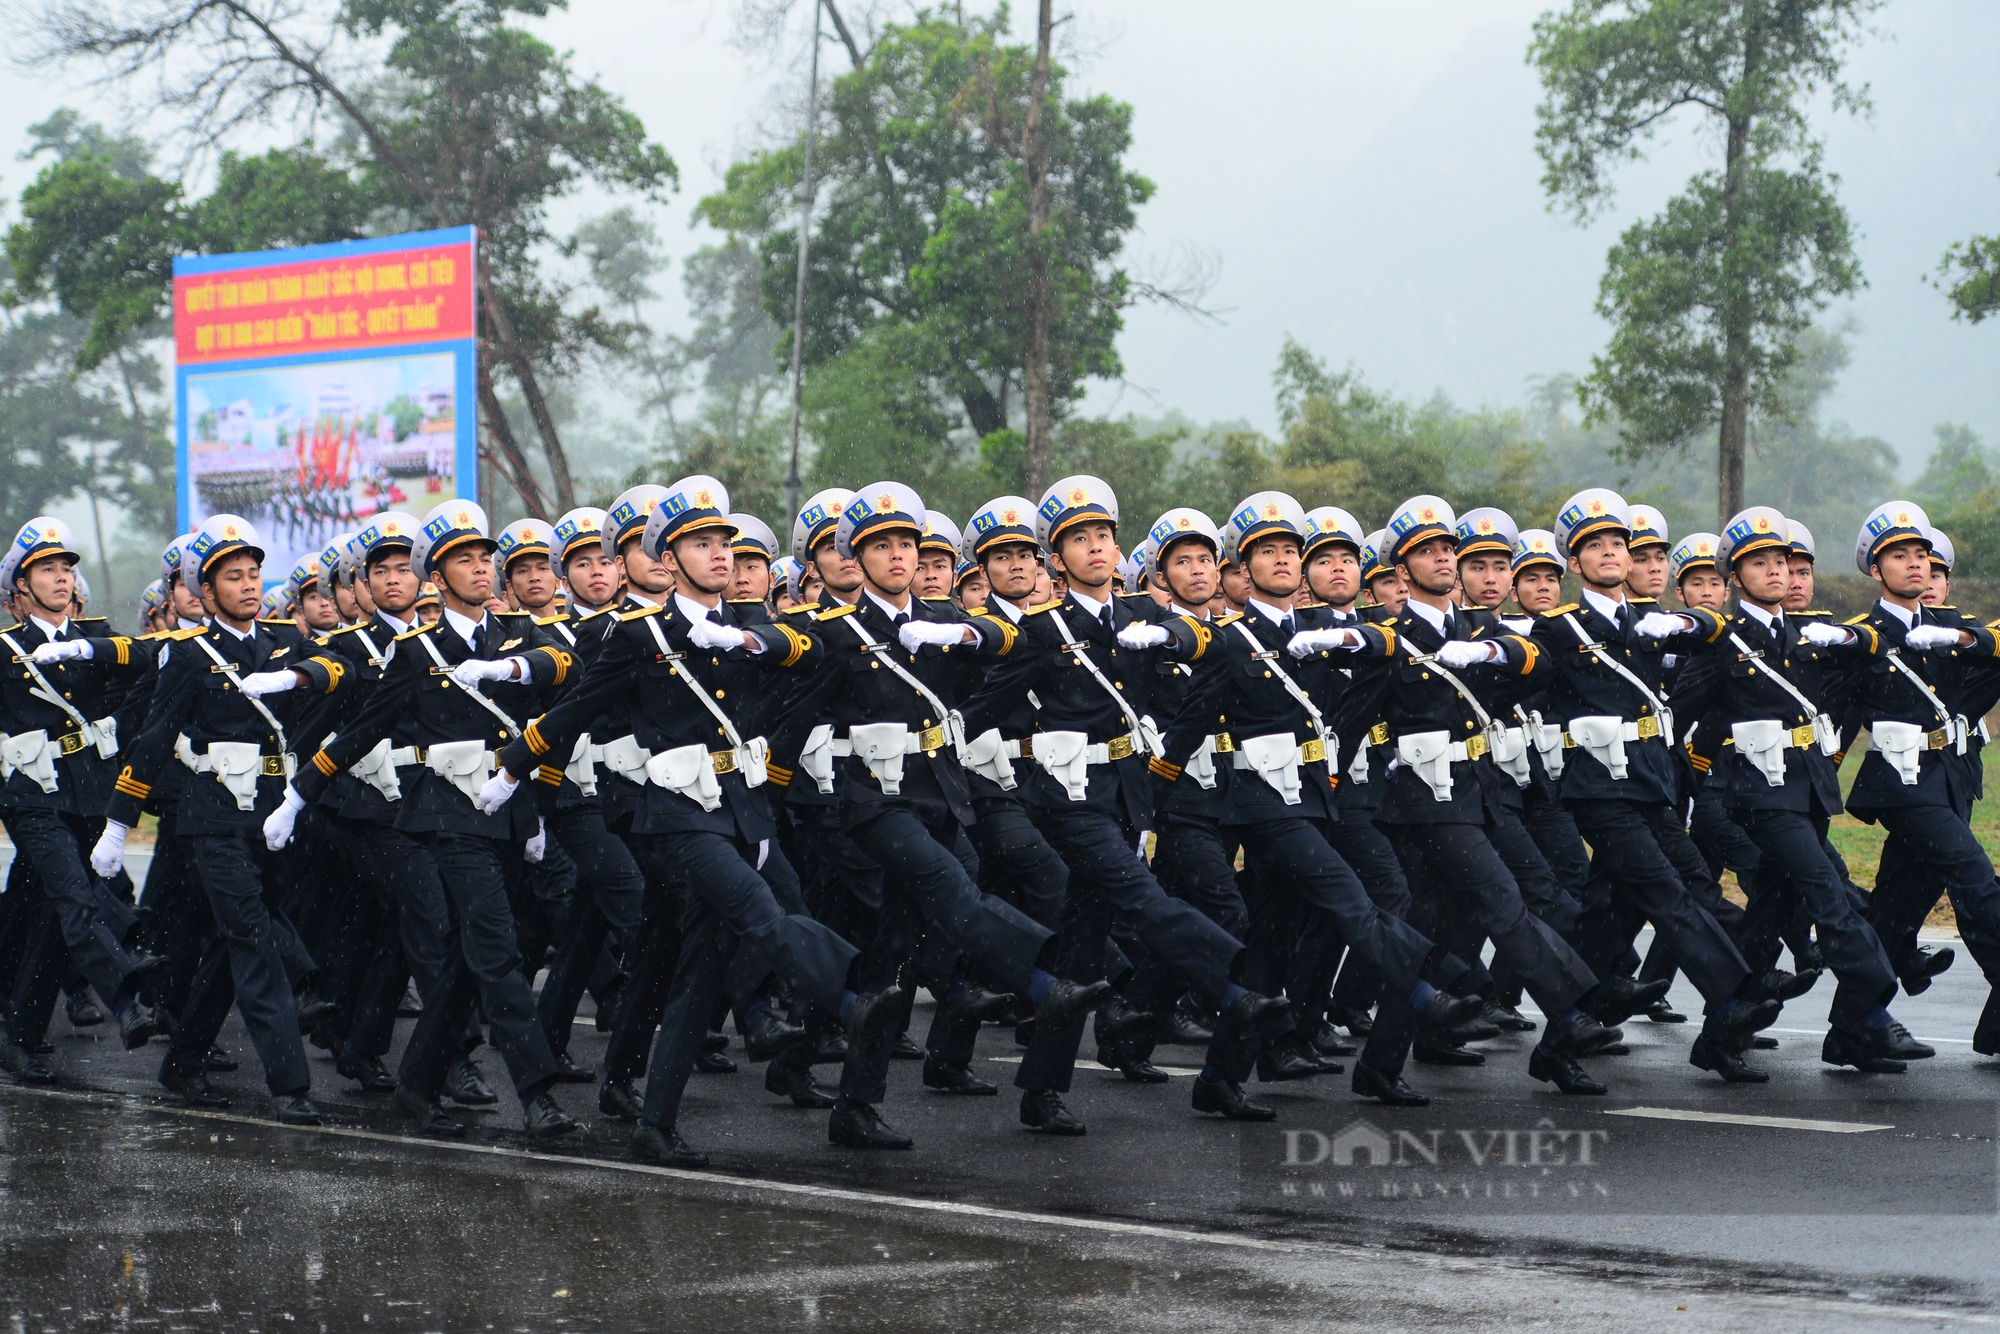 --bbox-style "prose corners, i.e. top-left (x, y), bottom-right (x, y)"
top-left (1605, 1106), bottom-right (1893, 1133)
top-left (1765, 1025), bottom-right (1974, 1045)
top-left (985, 1055), bottom-right (1200, 1077)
